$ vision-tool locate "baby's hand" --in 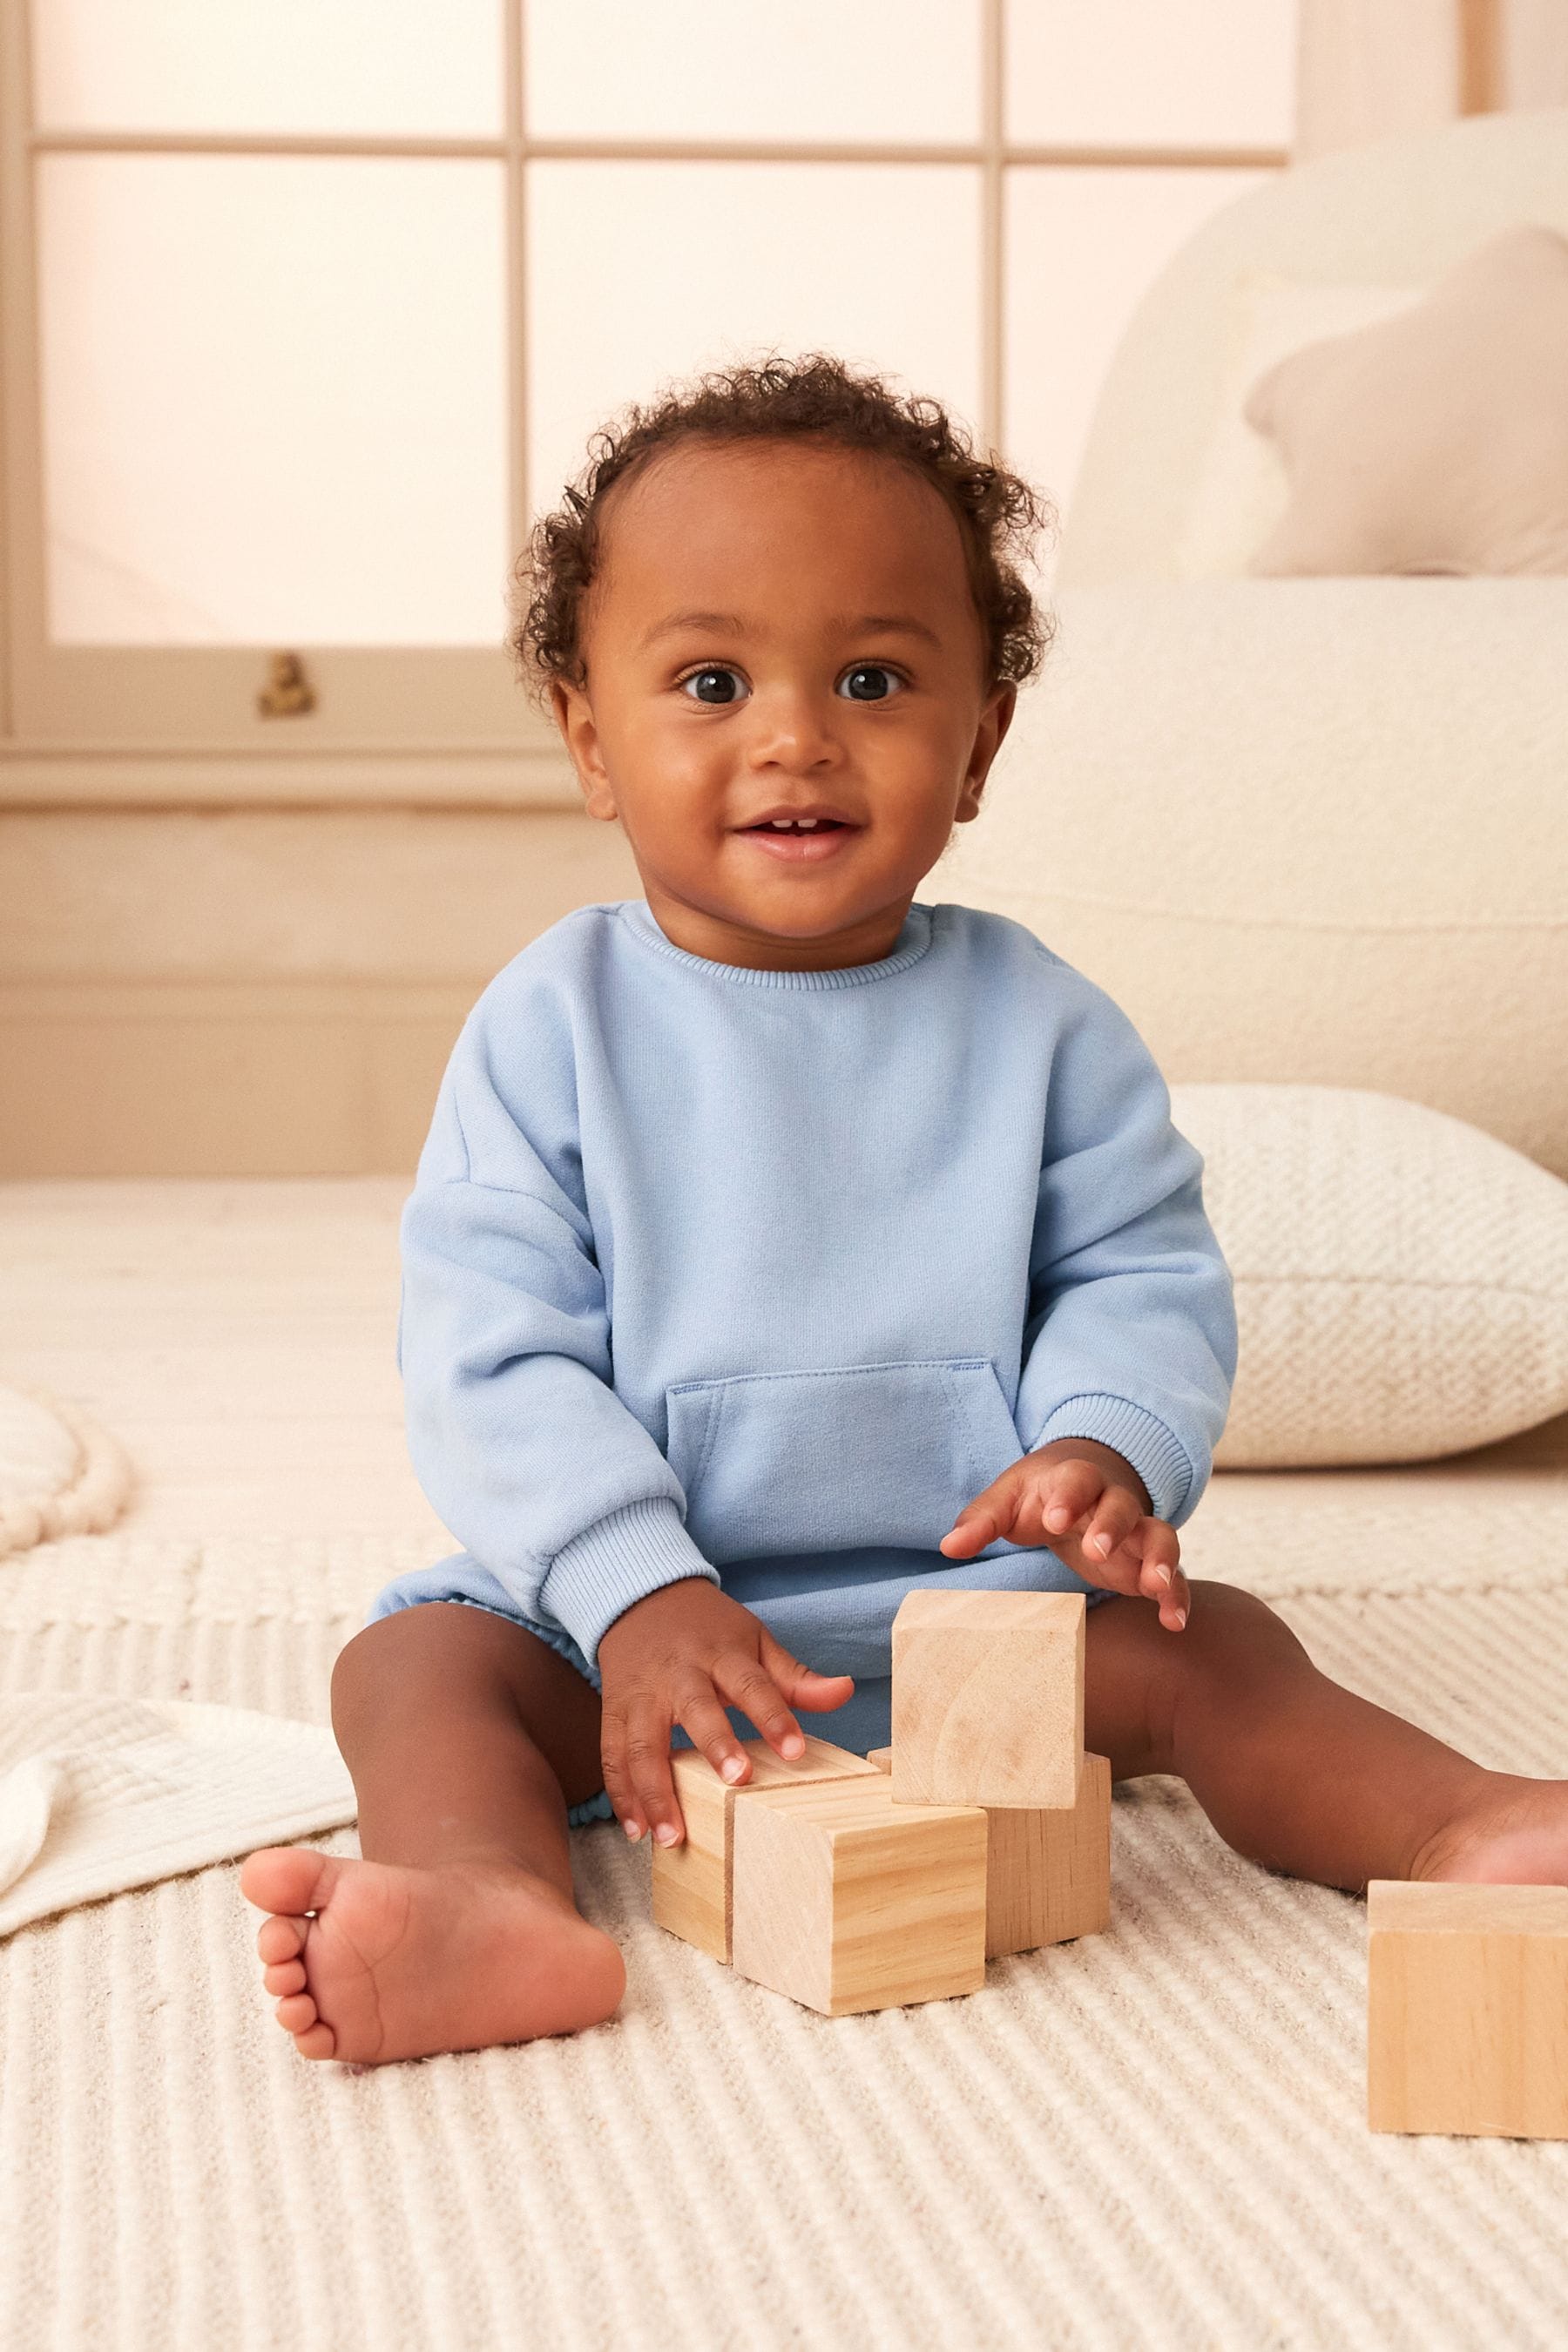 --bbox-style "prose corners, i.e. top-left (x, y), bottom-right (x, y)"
top-left (939, 1438), bottom-right (1189, 1631)
top-left (595, 1576), bottom-right (856, 1848)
